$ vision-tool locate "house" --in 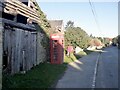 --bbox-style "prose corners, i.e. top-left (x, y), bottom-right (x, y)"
top-left (107, 38), bottom-right (113, 45)
top-left (88, 38), bottom-right (103, 50)
top-left (48, 20), bottom-right (64, 34)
